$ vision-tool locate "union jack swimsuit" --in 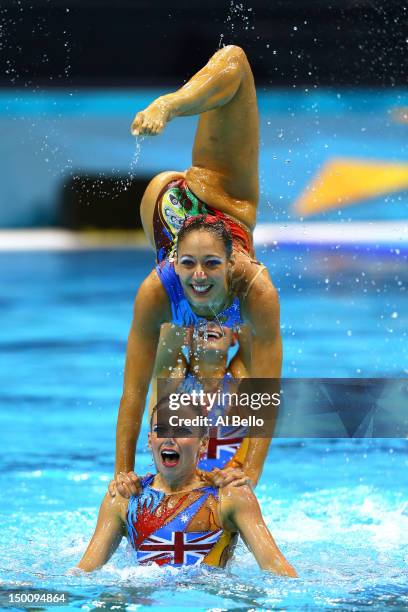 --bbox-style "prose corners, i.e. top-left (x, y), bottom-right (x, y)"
top-left (126, 475), bottom-right (236, 567)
